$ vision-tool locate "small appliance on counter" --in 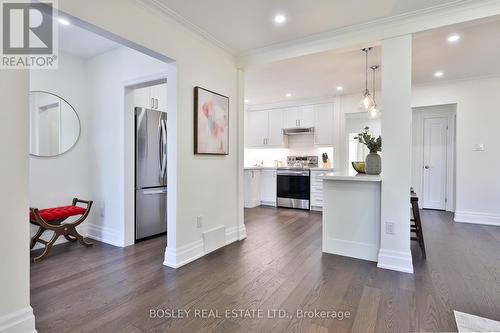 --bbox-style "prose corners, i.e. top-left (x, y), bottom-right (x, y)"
top-left (276, 156), bottom-right (318, 210)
